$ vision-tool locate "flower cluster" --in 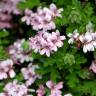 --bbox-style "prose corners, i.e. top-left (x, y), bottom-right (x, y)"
top-left (0, 0), bottom-right (22, 14)
top-left (36, 80), bottom-right (63, 96)
top-left (21, 3), bottom-right (65, 57)
top-left (0, 0), bottom-right (23, 29)
top-left (8, 39), bottom-right (33, 64)
top-left (68, 30), bottom-right (96, 53)
top-left (0, 80), bottom-right (29, 96)
top-left (29, 30), bottom-right (66, 57)
top-left (79, 32), bottom-right (96, 53)
top-left (21, 63), bottom-right (41, 86)
top-left (0, 59), bottom-right (15, 80)
top-left (22, 3), bottom-right (63, 31)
